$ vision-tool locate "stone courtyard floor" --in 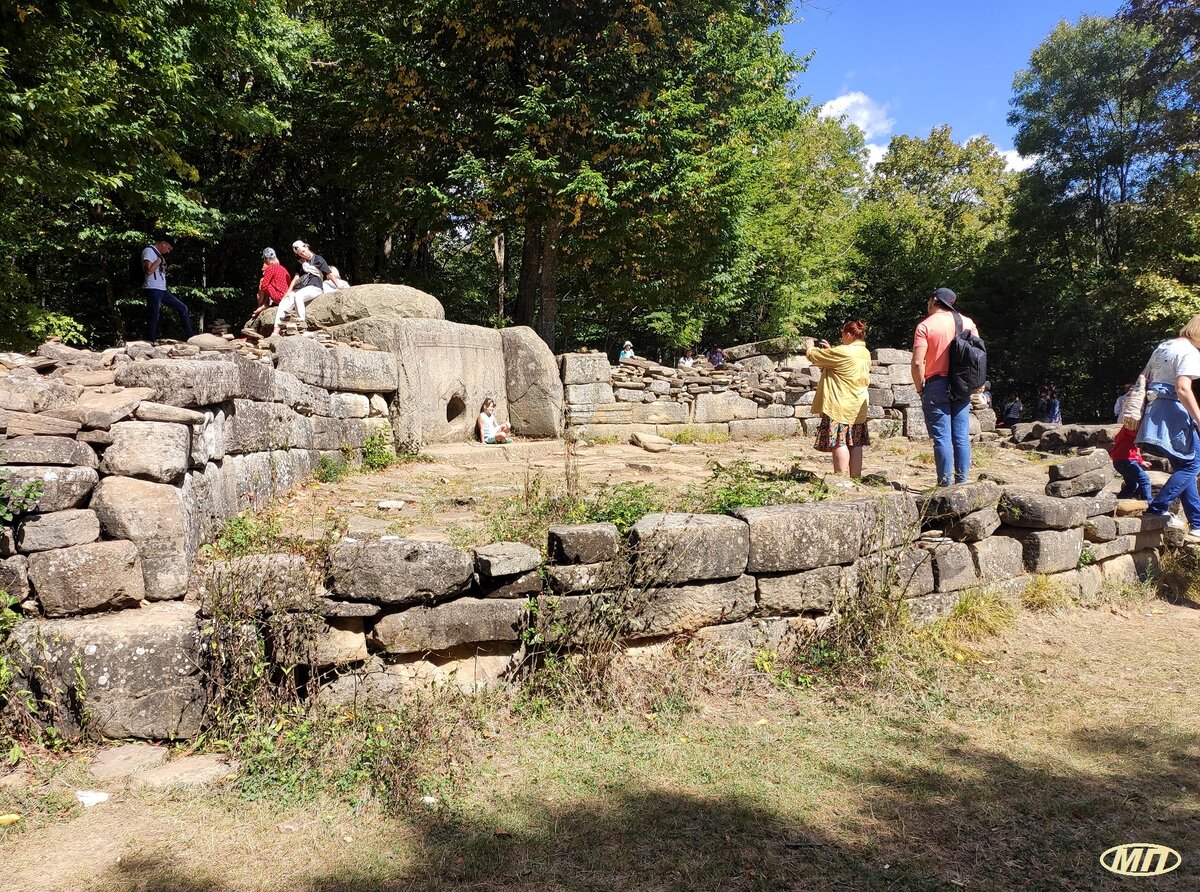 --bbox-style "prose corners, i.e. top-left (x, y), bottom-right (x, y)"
top-left (269, 434), bottom-right (1094, 547)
